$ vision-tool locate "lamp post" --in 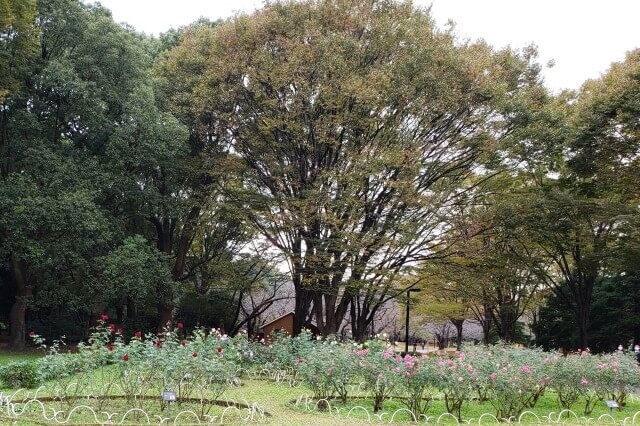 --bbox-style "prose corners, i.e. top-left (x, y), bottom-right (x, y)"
top-left (405, 288), bottom-right (422, 355)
